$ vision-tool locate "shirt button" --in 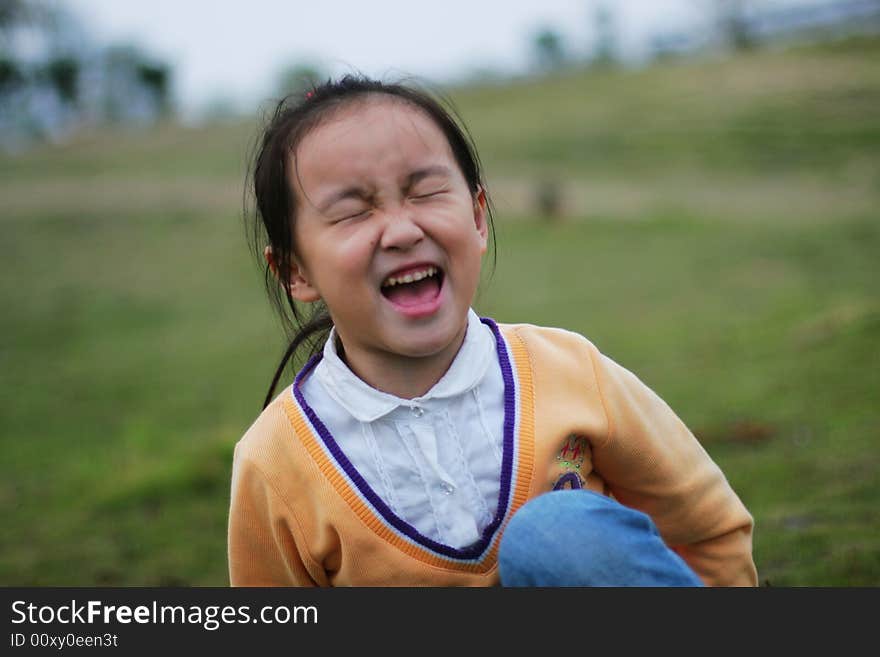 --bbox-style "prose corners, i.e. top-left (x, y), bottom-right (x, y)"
top-left (440, 483), bottom-right (455, 495)
top-left (410, 406), bottom-right (424, 417)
